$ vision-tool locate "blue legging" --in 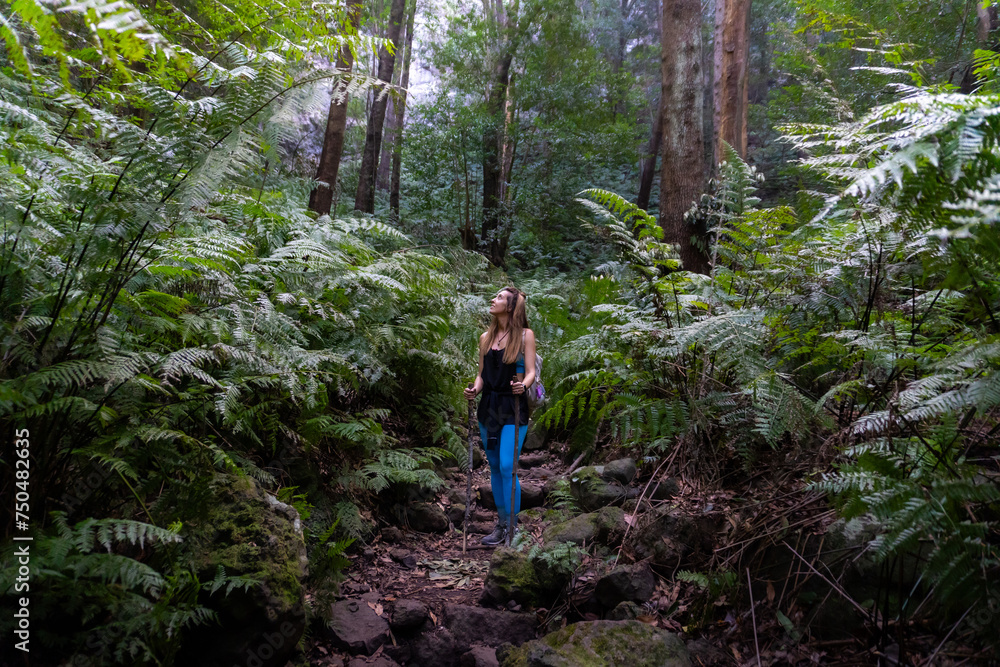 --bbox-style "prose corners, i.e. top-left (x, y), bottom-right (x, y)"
top-left (480, 423), bottom-right (527, 524)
